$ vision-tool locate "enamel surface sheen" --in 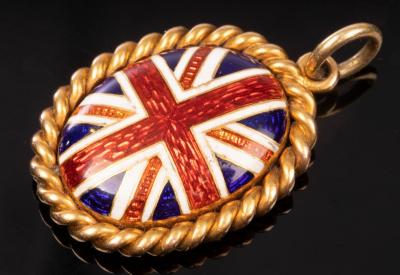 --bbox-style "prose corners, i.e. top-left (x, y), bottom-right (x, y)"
top-left (58, 46), bottom-right (288, 224)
